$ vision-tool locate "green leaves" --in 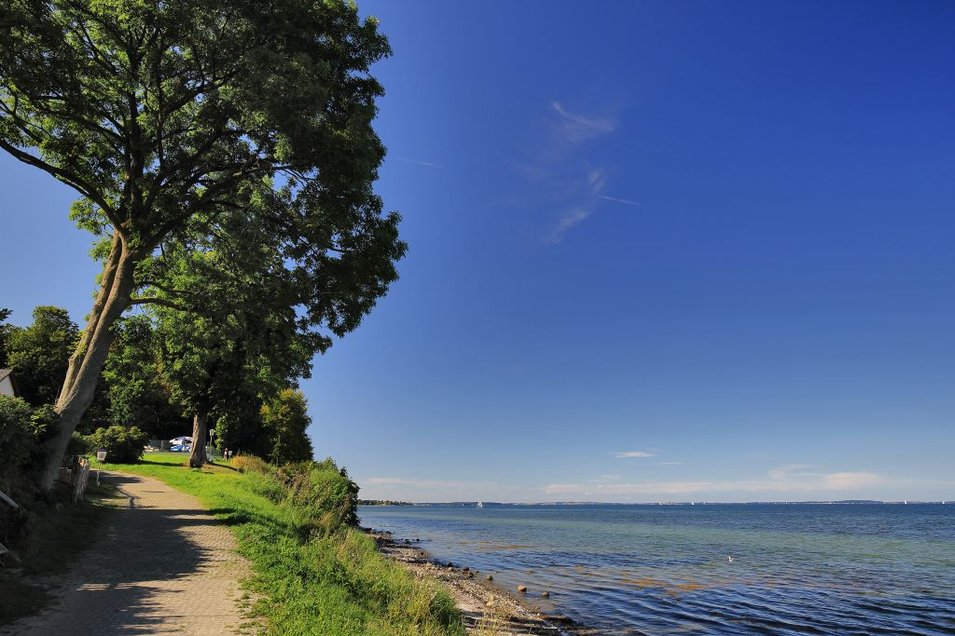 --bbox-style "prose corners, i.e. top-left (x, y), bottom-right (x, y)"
top-left (2, 0), bottom-right (404, 350)
top-left (5, 306), bottom-right (80, 406)
top-left (3, 2), bottom-right (405, 480)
